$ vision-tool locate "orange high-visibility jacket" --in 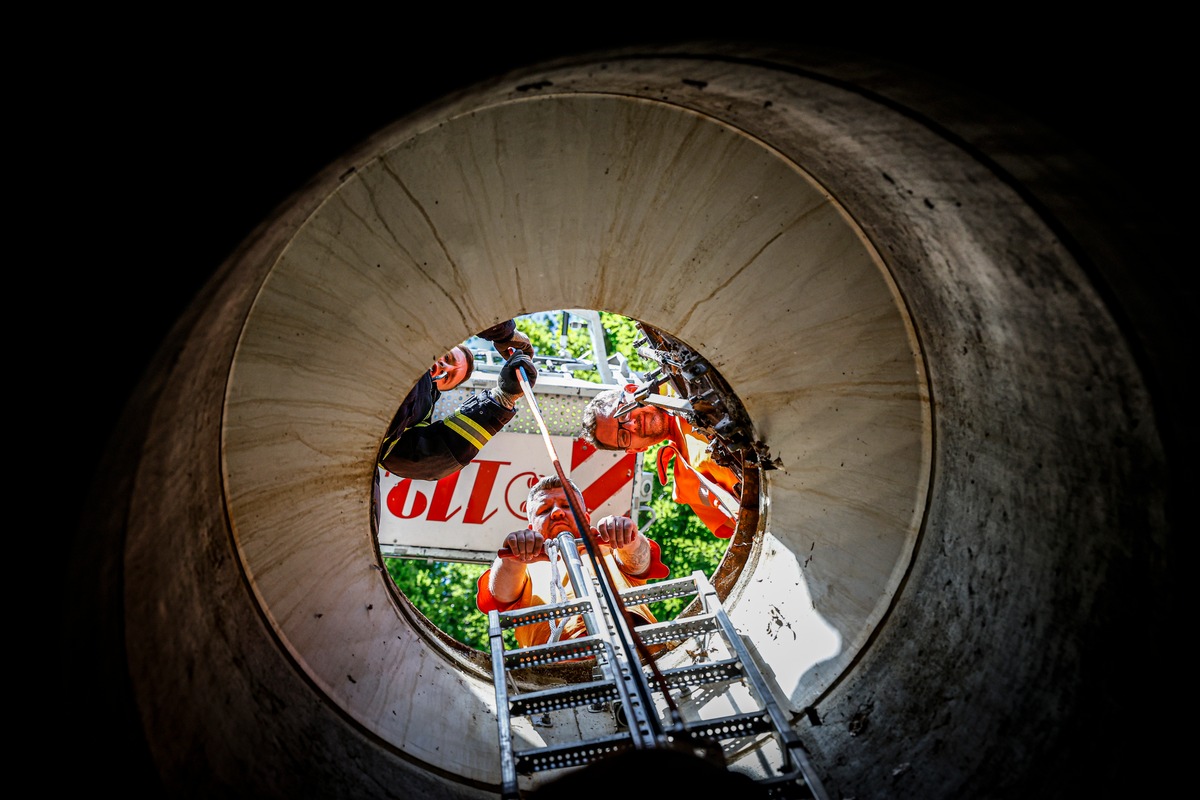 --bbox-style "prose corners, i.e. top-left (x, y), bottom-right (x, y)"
top-left (655, 417), bottom-right (741, 538)
top-left (476, 539), bottom-right (669, 649)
